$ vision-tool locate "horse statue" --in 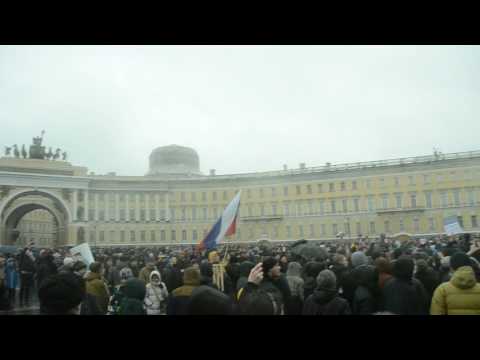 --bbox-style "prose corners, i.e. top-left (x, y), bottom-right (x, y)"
top-left (62, 151), bottom-right (67, 161)
top-left (13, 145), bottom-right (20, 158)
top-left (53, 148), bottom-right (61, 160)
top-left (46, 147), bottom-right (53, 160)
top-left (4, 146), bottom-right (11, 156)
